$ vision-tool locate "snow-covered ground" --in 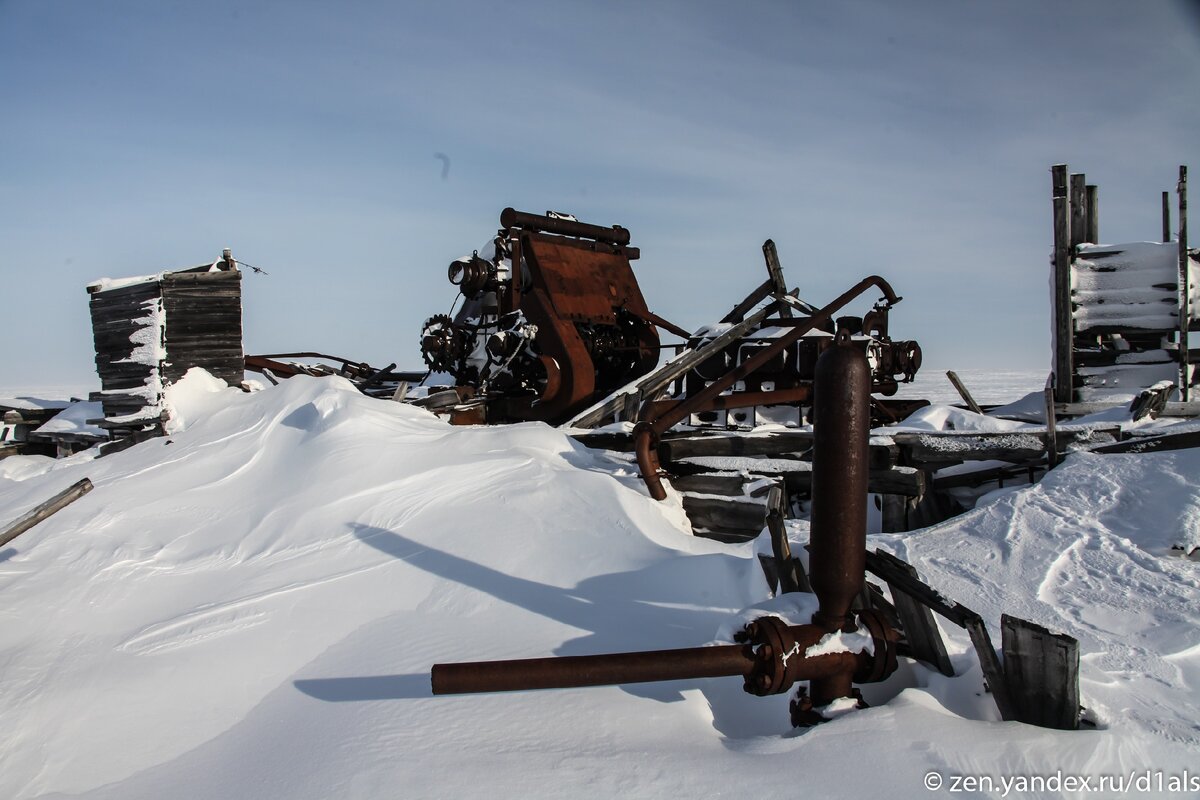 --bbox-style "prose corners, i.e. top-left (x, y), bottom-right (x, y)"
top-left (0, 372), bottom-right (1197, 799)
